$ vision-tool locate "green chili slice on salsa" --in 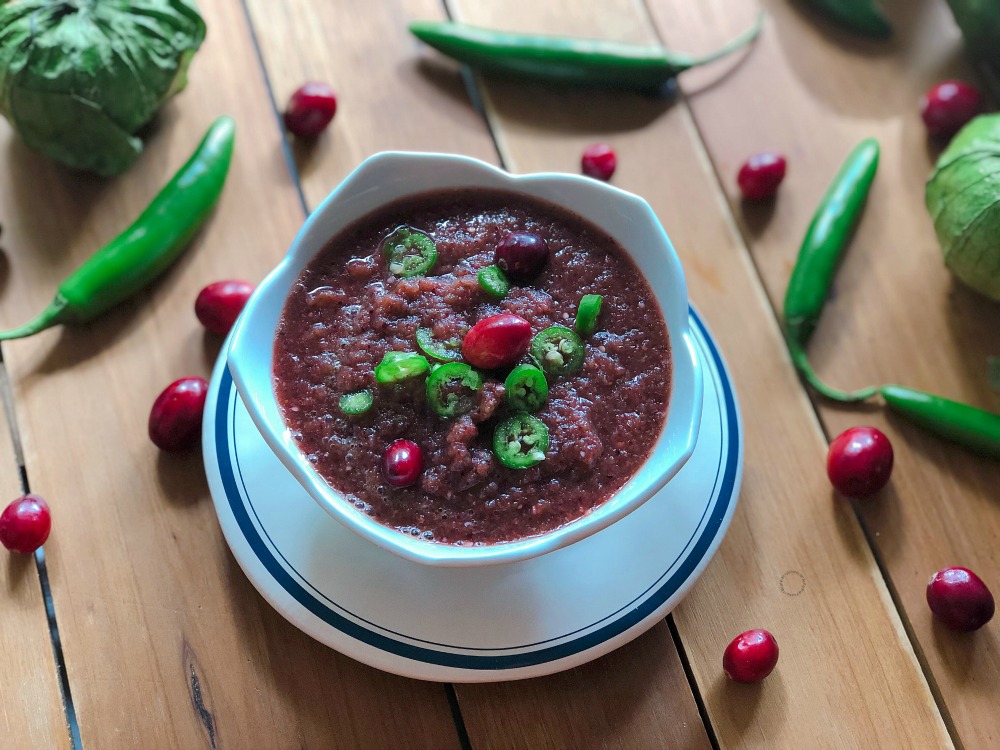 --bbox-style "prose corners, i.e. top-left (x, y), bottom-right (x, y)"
top-left (531, 325), bottom-right (585, 377)
top-left (574, 294), bottom-right (603, 337)
top-left (426, 362), bottom-right (483, 418)
top-left (478, 265), bottom-right (510, 298)
top-left (339, 390), bottom-right (373, 415)
top-left (382, 226), bottom-right (438, 277)
top-left (494, 414), bottom-right (549, 469)
top-left (375, 351), bottom-right (430, 384)
top-left (416, 327), bottom-right (463, 362)
top-left (504, 364), bottom-right (548, 413)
